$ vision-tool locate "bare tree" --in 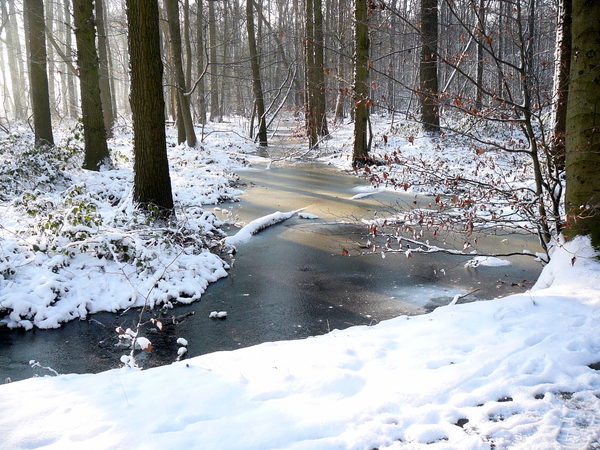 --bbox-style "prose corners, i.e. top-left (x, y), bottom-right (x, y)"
top-left (352, 0), bottom-right (370, 166)
top-left (165, 0), bottom-right (197, 147)
top-left (24, 0), bottom-right (54, 147)
top-left (73, 0), bottom-right (112, 170)
top-left (419, 0), bottom-right (439, 133)
top-left (127, 0), bottom-right (174, 214)
top-left (246, 0), bottom-right (267, 146)
top-left (96, 0), bottom-right (115, 137)
top-left (550, 0), bottom-right (572, 170)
